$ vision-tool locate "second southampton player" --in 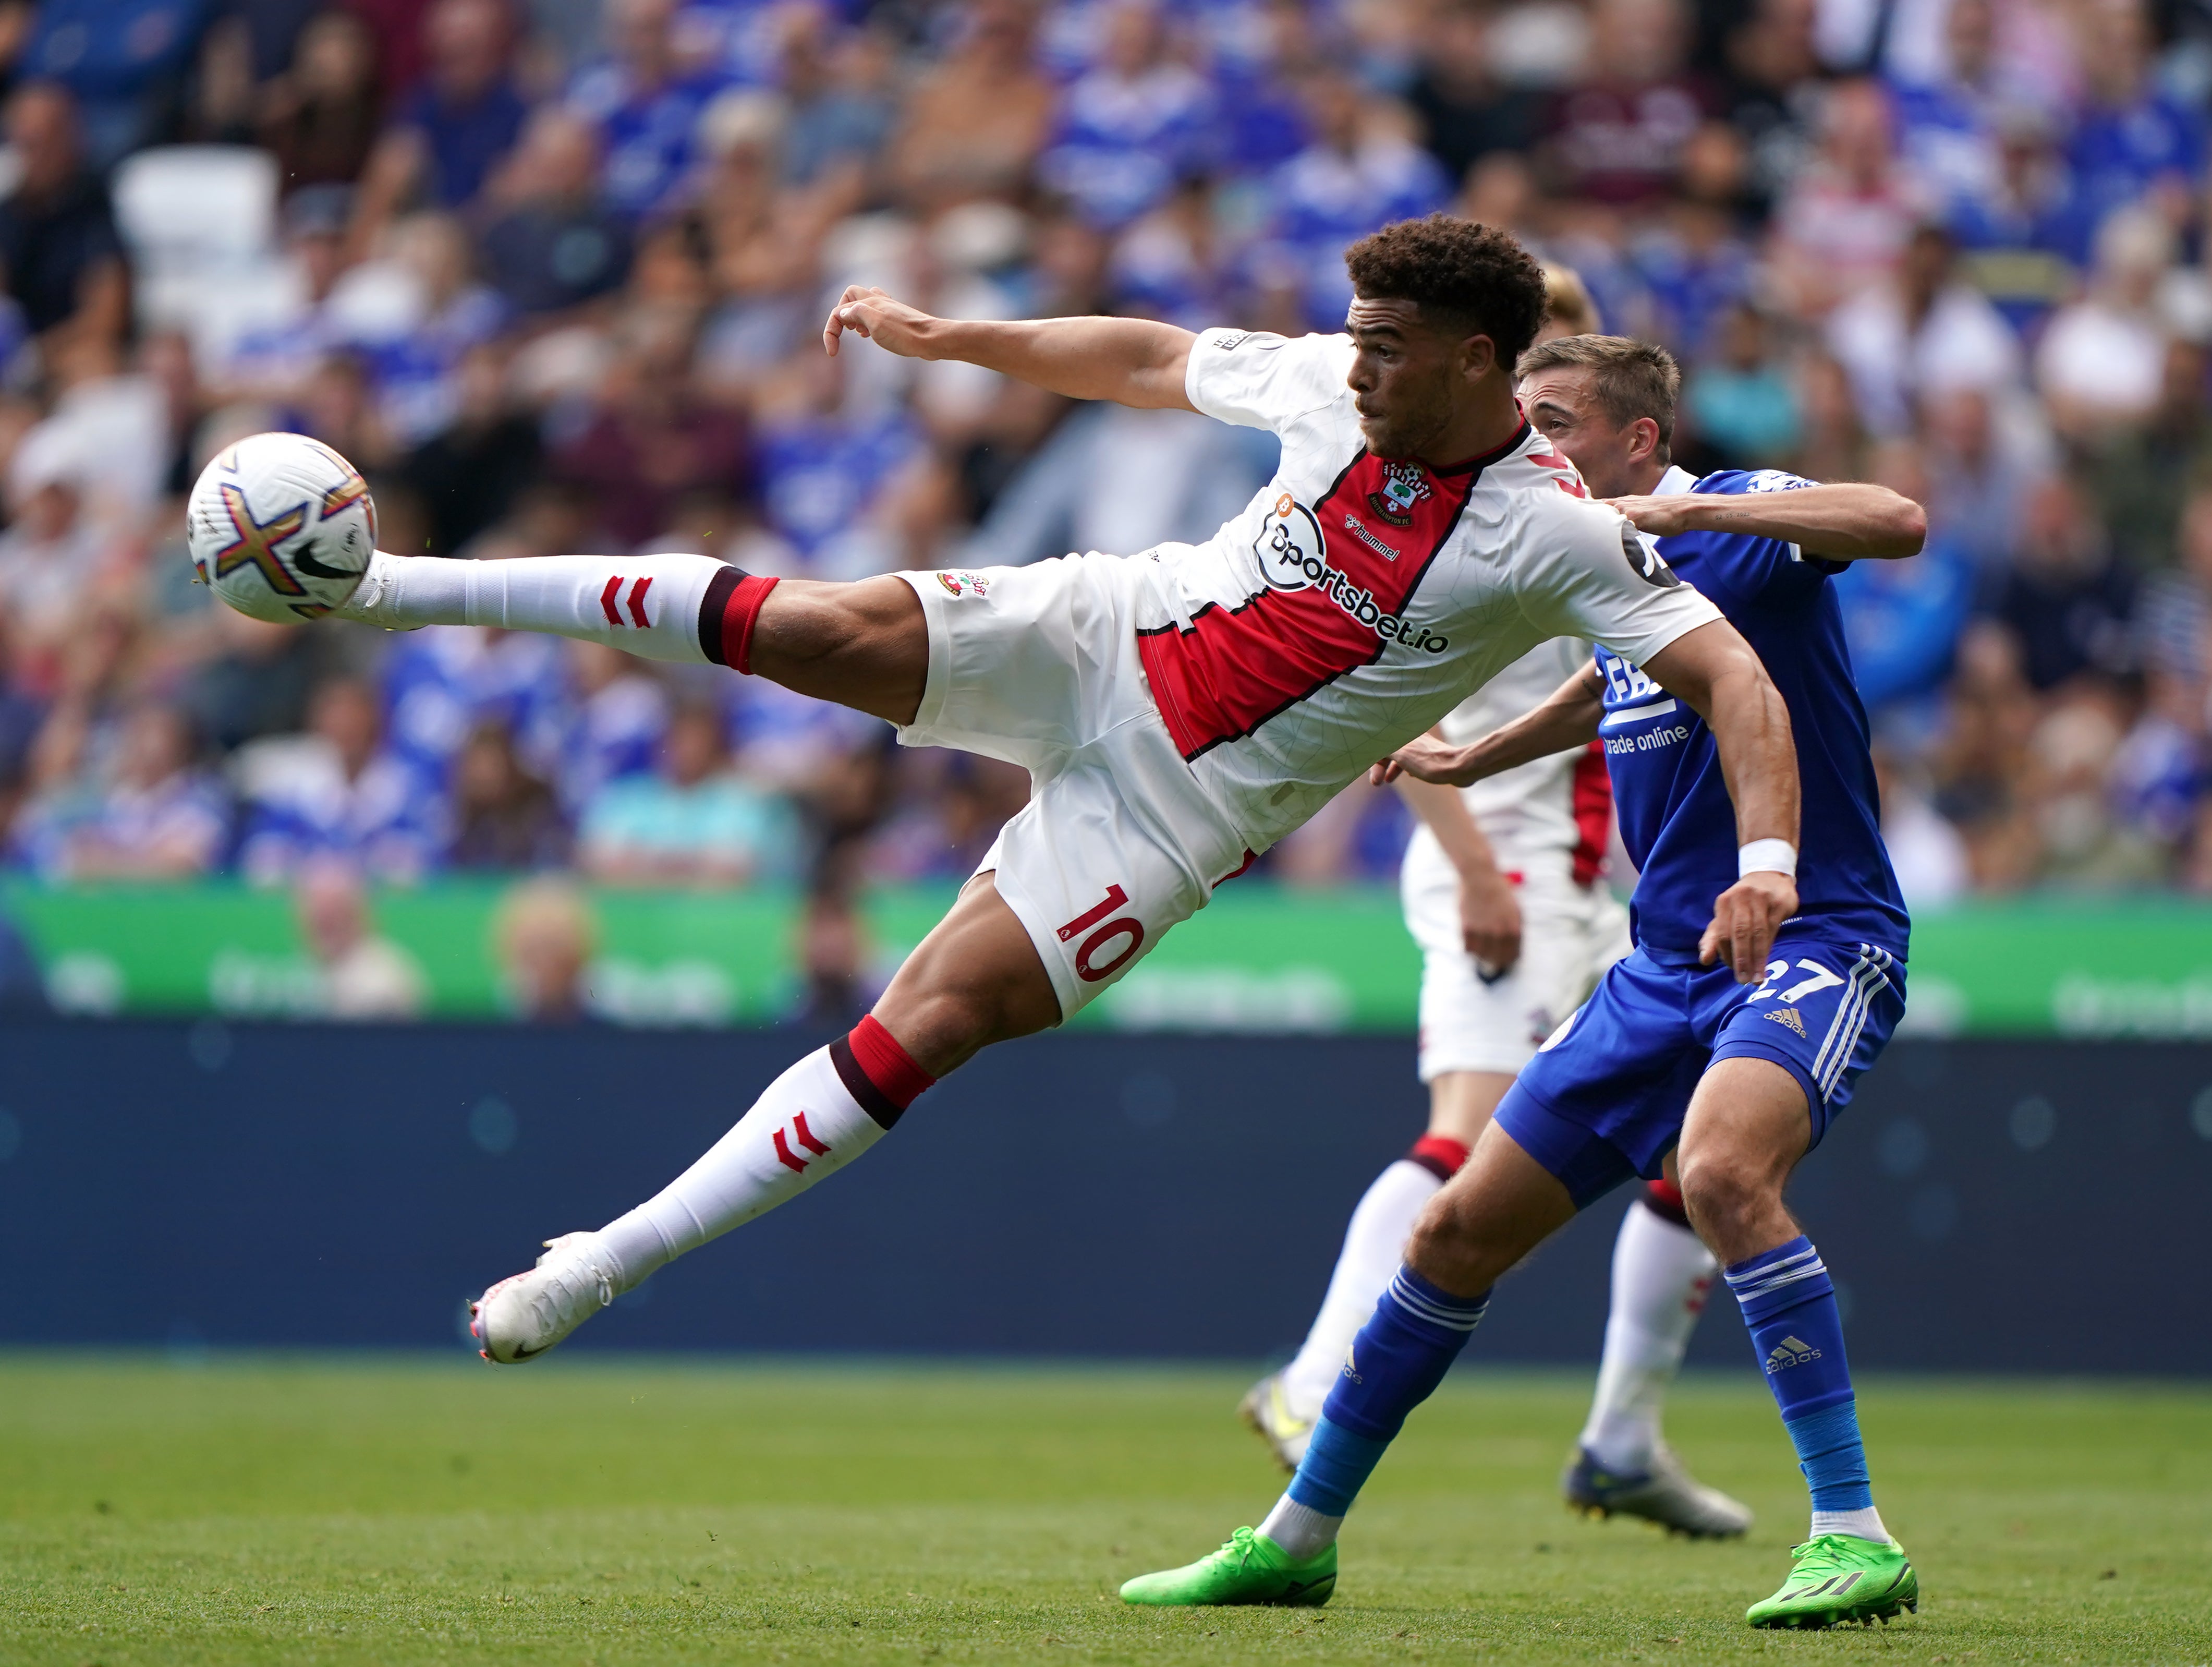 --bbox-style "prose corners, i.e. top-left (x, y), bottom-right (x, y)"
top-left (1237, 636), bottom-right (1647, 1440)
